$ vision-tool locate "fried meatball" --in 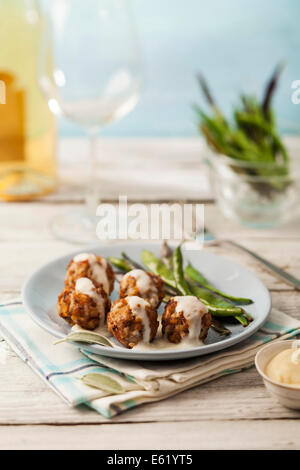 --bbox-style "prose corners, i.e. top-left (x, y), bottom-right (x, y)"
top-left (57, 277), bottom-right (111, 330)
top-left (162, 296), bottom-right (212, 344)
top-left (65, 253), bottom-right (114, 295)
top-left (107, 296), bottom-right (159, 349)
top-left (119, 269), bottom-right (164, 308)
